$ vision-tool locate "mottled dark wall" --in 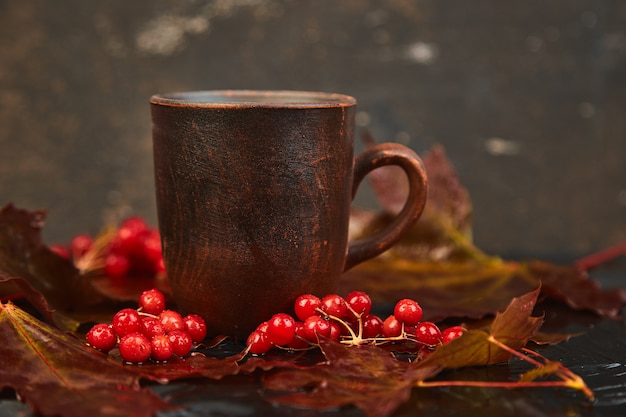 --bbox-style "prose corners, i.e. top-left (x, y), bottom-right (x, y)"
top-left (1, 0), bottom-right (624, 257)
